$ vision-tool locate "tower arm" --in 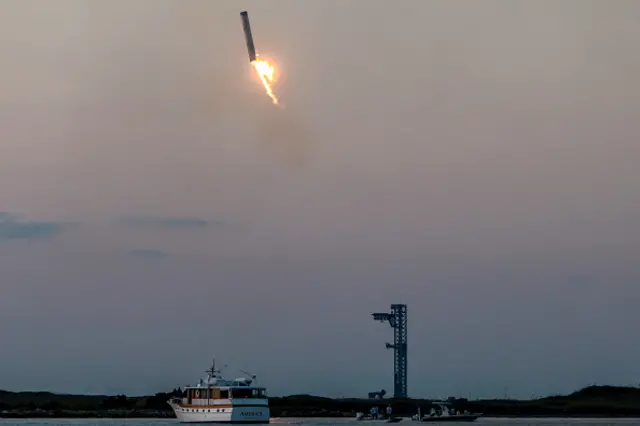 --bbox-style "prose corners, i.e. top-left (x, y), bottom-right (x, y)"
top-left (372, 313), bottom-right (391, 322)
